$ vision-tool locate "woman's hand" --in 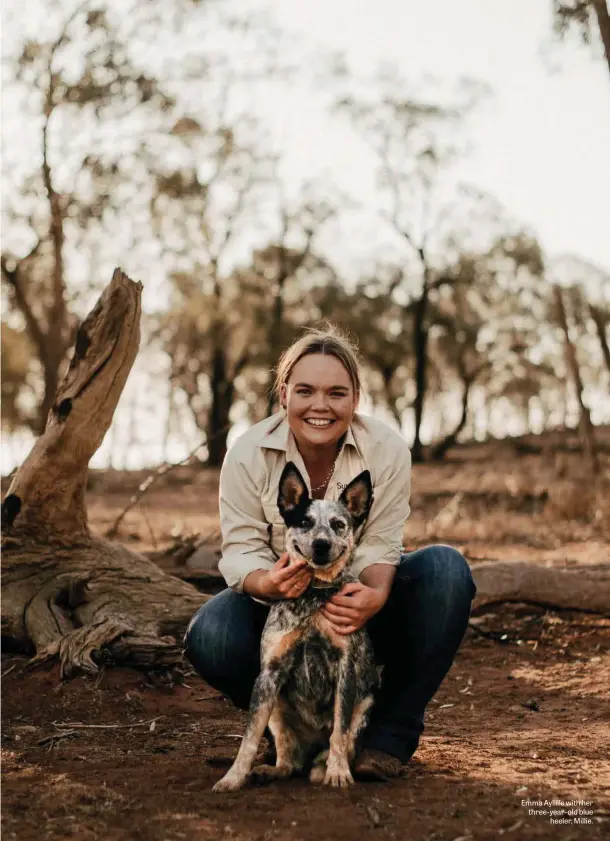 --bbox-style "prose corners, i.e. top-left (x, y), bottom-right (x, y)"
top-left (256, 553), bottom-right (312, 601)
top-left (321, 581), bottom-right (387, 635)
